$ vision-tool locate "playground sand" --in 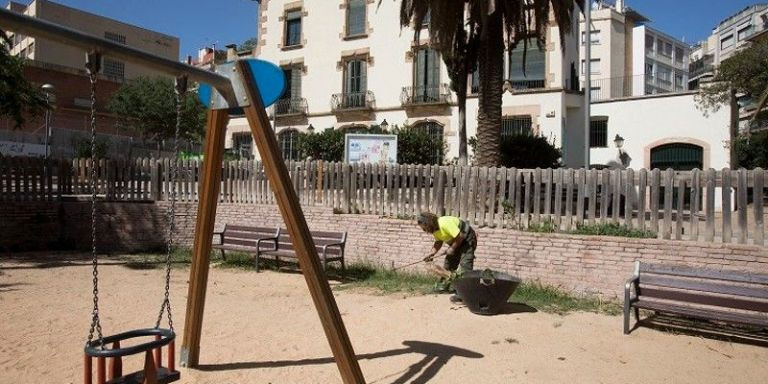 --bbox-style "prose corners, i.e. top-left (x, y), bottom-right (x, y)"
top-left (1, 254), bottom-right (767, 384)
